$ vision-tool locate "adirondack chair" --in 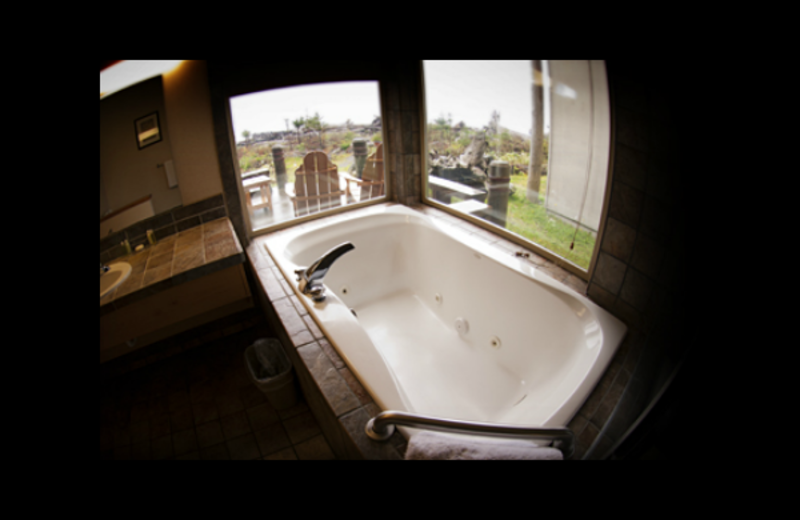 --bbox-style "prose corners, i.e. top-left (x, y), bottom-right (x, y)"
top-left (291, 151), bottom-right (346, 217)
top-left (343, 143), bottom-right (384, 202)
